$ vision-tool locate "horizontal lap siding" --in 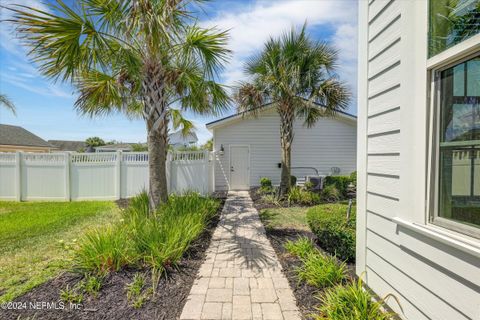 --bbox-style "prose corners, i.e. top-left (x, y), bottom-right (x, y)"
top-left (363, 1), bottom-right (480, 320)
top-left (213, 108), bottom-right (356, 189)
